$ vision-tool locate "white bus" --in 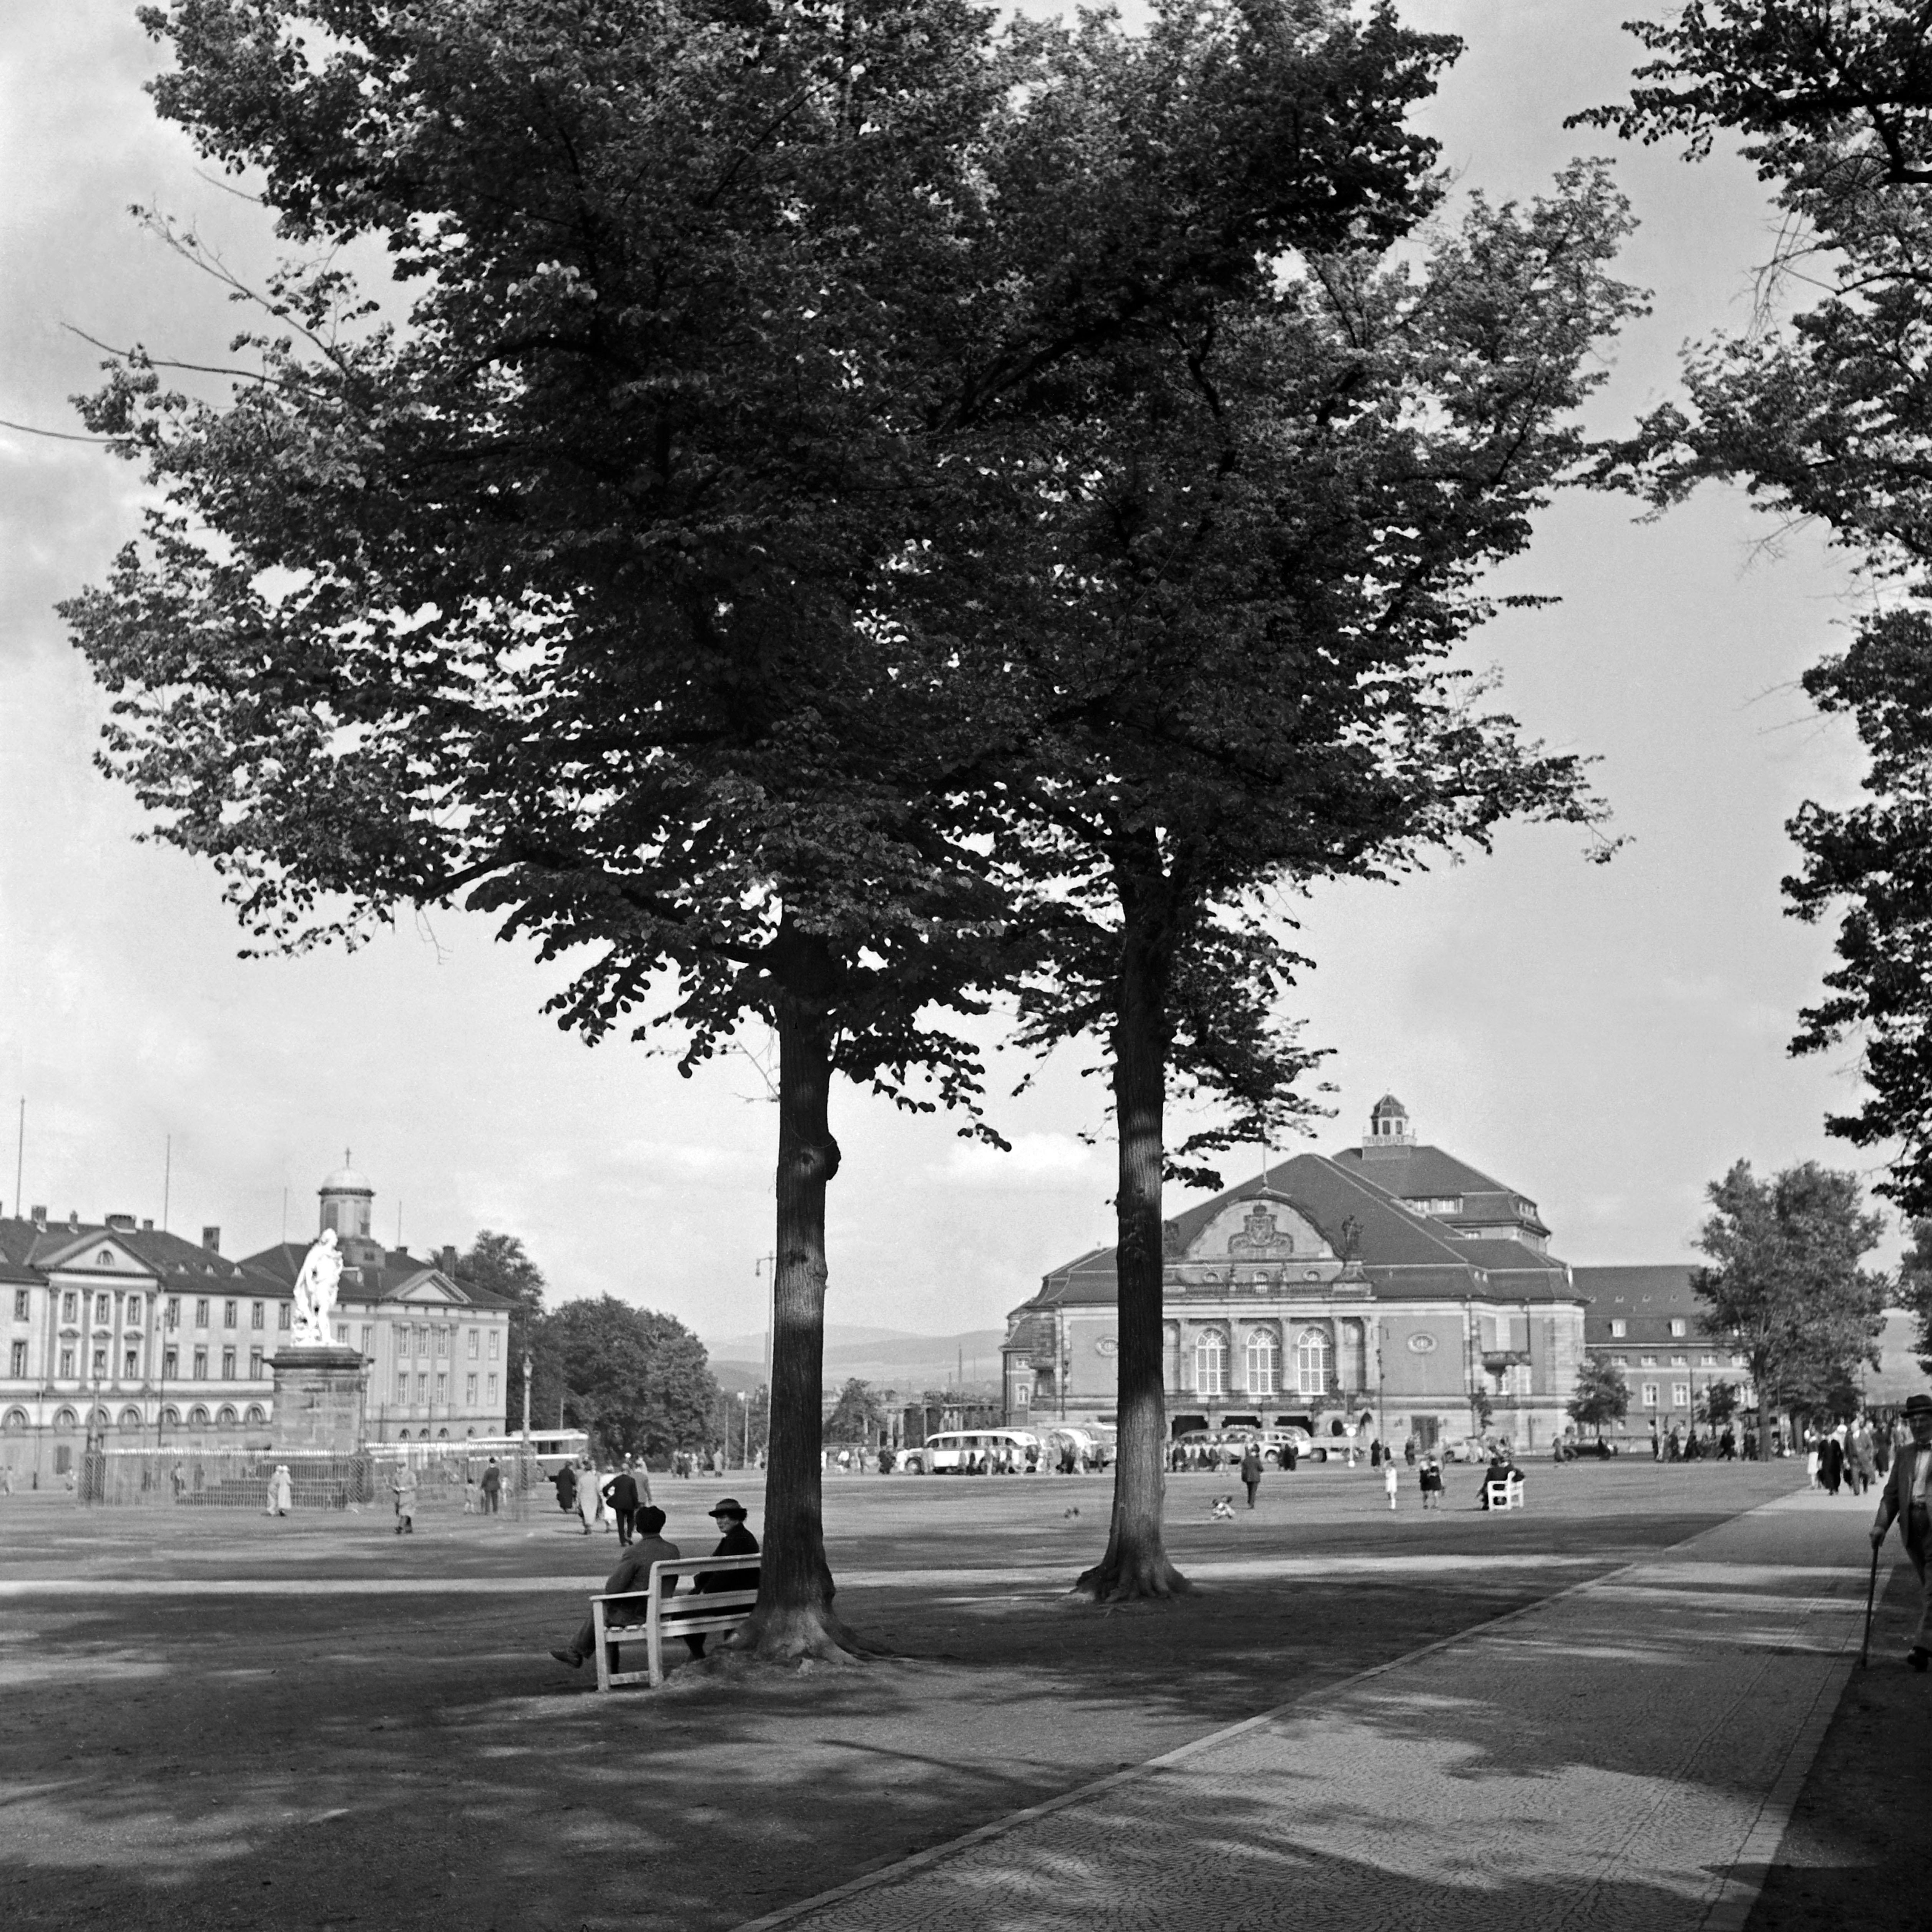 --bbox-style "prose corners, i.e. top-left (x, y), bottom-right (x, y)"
top-left (907, 1428), bottom-right (1043, 1474)
top-left (367, 1429), bottom-right (589, 1472)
